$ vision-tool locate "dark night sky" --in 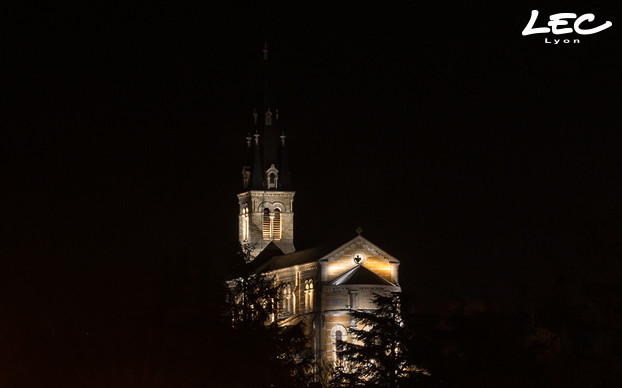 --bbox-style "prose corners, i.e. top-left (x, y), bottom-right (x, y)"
top-left (2, 2), bottom-right (622, 380)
